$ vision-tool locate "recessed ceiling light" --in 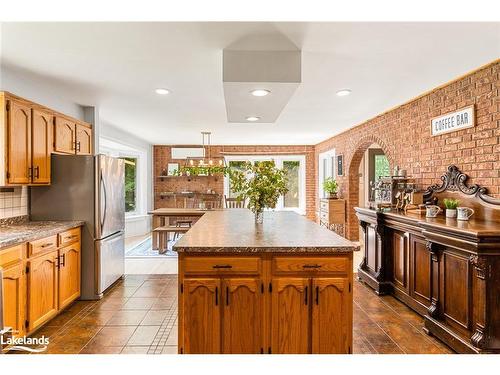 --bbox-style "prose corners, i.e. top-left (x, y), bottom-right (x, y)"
top-left (336, 89), bottom-right (351, 97)
top-left (246, 116), bottom-right (260, 122)
top-left (155, 88), bottom-right (170, 95)
top-left (250, 89), bottom-right (271, 97)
